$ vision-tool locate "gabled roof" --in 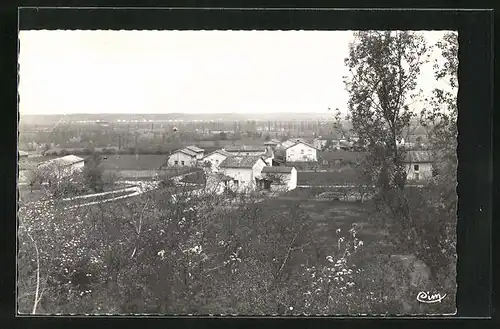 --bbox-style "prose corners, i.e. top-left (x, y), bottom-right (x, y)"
top-left (270, 138), bottom-right (281, 144)
top-left (262, 166), bottom-right (295, 174)
top-left (203, 149), bottom-right (233, 159)
top-left (219, 156), bottom-right (266, 169)
top-left (285, 140), bottom-right (320, 151)
top-left (404, 151), bottom-right (434, 163)
top-left (185, 145), bottom-right (205, 153)
top-left (224, 145), bottom-right (267, 152)
top-left (172, 148), bottom-right (197, 157)
top-left (280, 140), bottom-right (295, 149)
top-left (264, 141), bottom-right (278, 145)
top-left (39, 155), bottom-right (85, 168)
